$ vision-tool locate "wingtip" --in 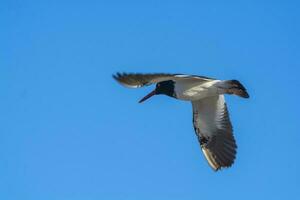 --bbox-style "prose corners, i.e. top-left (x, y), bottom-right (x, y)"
top-left (201, 143), bottom-right (236, 172)
top-left (112, 74), bottom-right (117, 80)
top-left (112, 72), bottom-right (126, 82)
top-left (112, 73), bottom-right (125, 87)
top-left (210, 162), bottom-right (234, 172)
top-left (112, 72), bottom-right (121, 78)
